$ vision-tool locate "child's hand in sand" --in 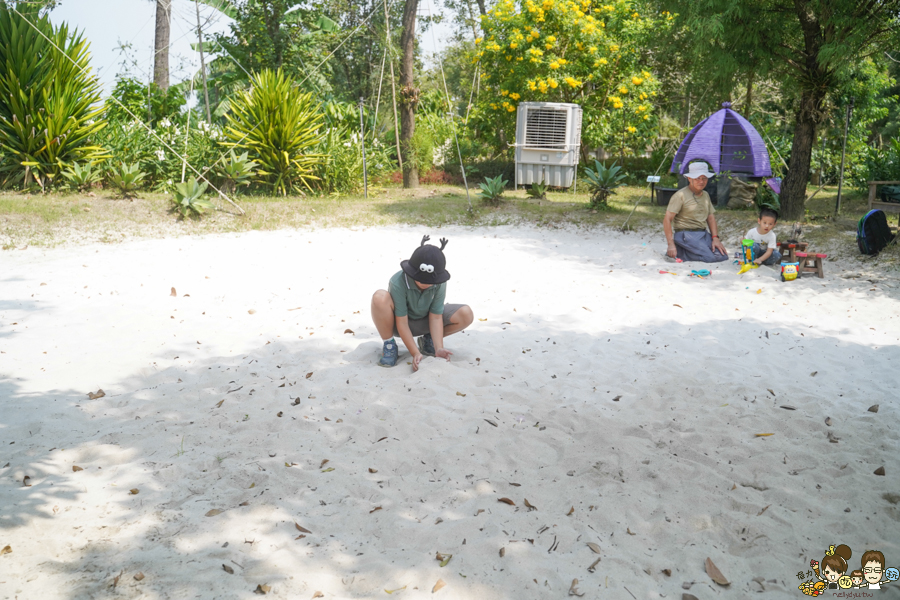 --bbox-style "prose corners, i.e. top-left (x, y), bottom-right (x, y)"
top-left (412, 352), bottom-right (424, 371)
top-left (435, 348), bottom-right (453, 361)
